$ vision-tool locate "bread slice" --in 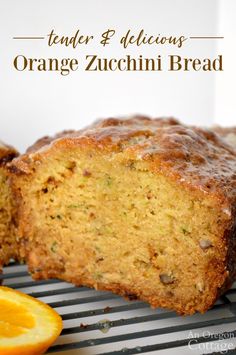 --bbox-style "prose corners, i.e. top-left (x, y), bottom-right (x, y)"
top-left (9, 117), bottom-right (236, 315)
top-left (0, 141), bottom-right (18, 268)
